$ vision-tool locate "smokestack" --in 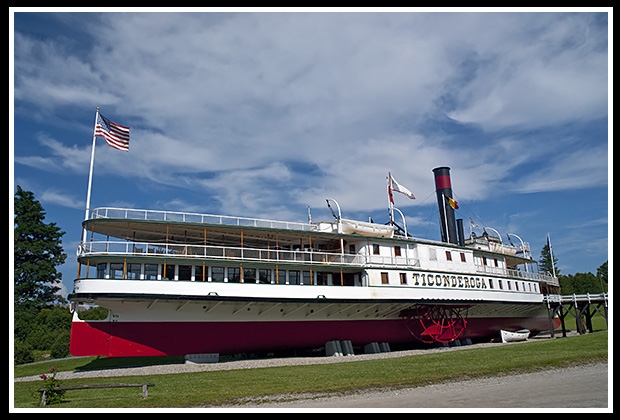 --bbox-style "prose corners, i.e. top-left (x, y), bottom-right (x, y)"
top-left (433, 167), bottom-right (458, 244)
top-left (456, 218), bottom-right (465, 247)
